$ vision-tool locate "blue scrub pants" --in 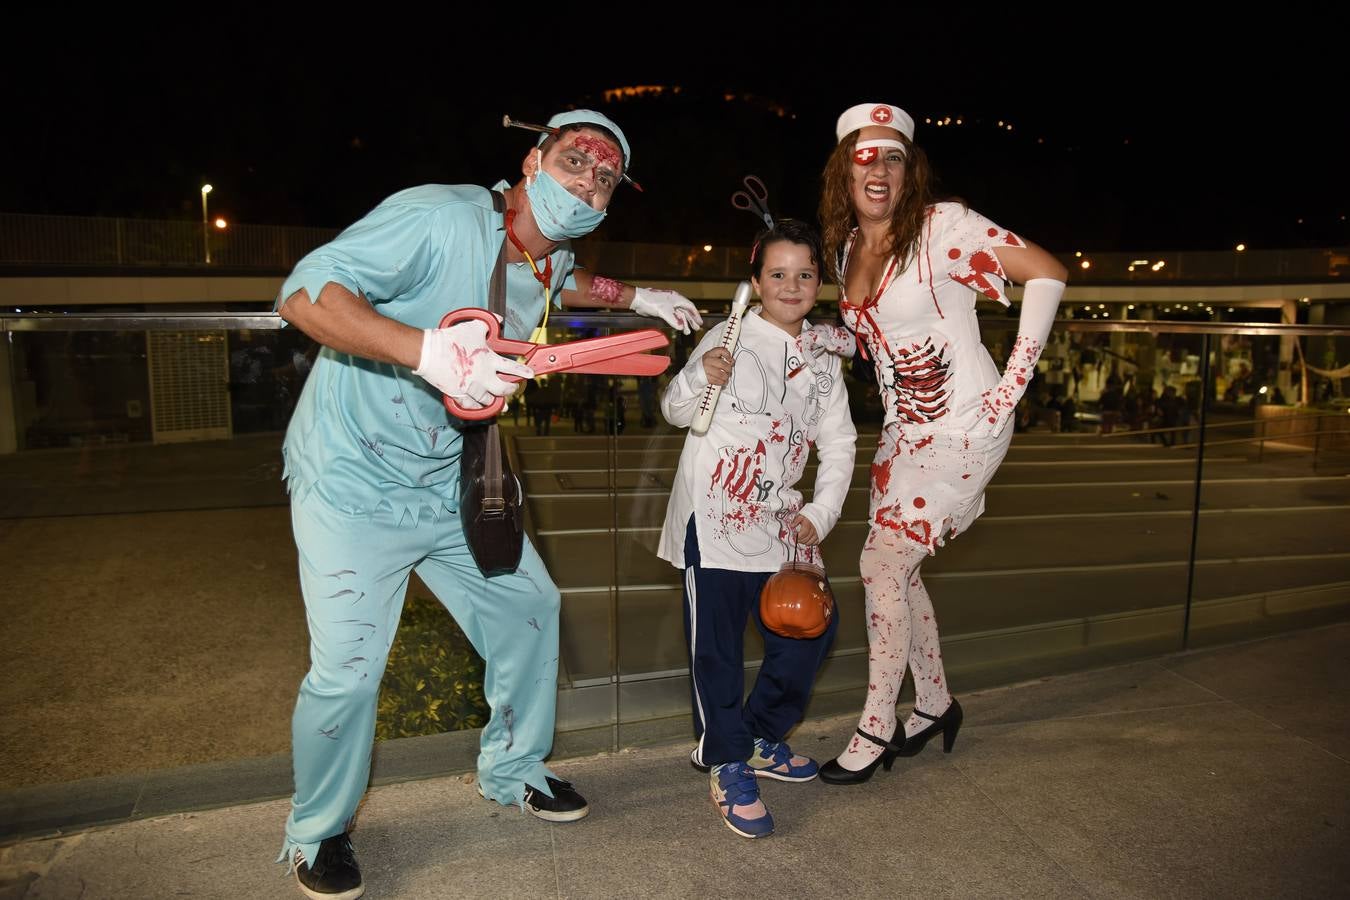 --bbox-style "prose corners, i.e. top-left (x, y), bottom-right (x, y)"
top-left (280, 487), bottom-right (562, 866)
